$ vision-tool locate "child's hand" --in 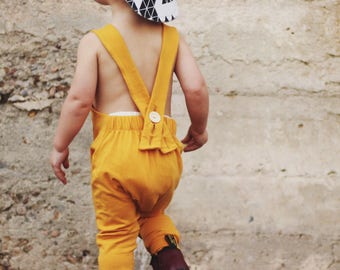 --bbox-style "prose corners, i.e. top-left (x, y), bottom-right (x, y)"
top-left (181, 126), bottom-right (208, 152)
top-left (50, 147), bottom-right (70, 185)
